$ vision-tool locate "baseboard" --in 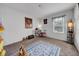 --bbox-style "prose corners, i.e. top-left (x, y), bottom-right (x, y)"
top-left (46, 36), bottom-right (67, 42)
top-left (4, 40), bottom-right (22, 47)
top-left (74, 41), bottom-right (79, 53)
